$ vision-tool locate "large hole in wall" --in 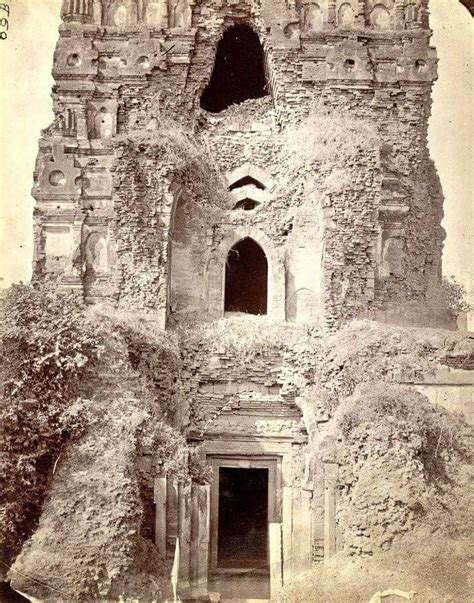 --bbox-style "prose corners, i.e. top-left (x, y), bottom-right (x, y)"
top-left (200, 24), bottom-right (269, 113)
top-left (225, 237), bottom-right (268, 315)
